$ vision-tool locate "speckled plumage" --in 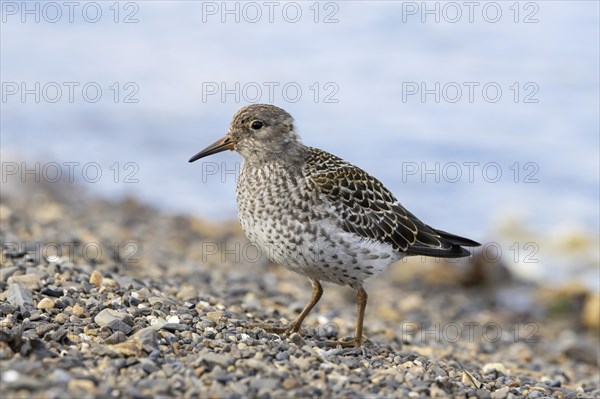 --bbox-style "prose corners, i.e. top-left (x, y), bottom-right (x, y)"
top-left (237, 147), bottom-right (400, 288)
top-left (189, 104), bottom-right (480, 347)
